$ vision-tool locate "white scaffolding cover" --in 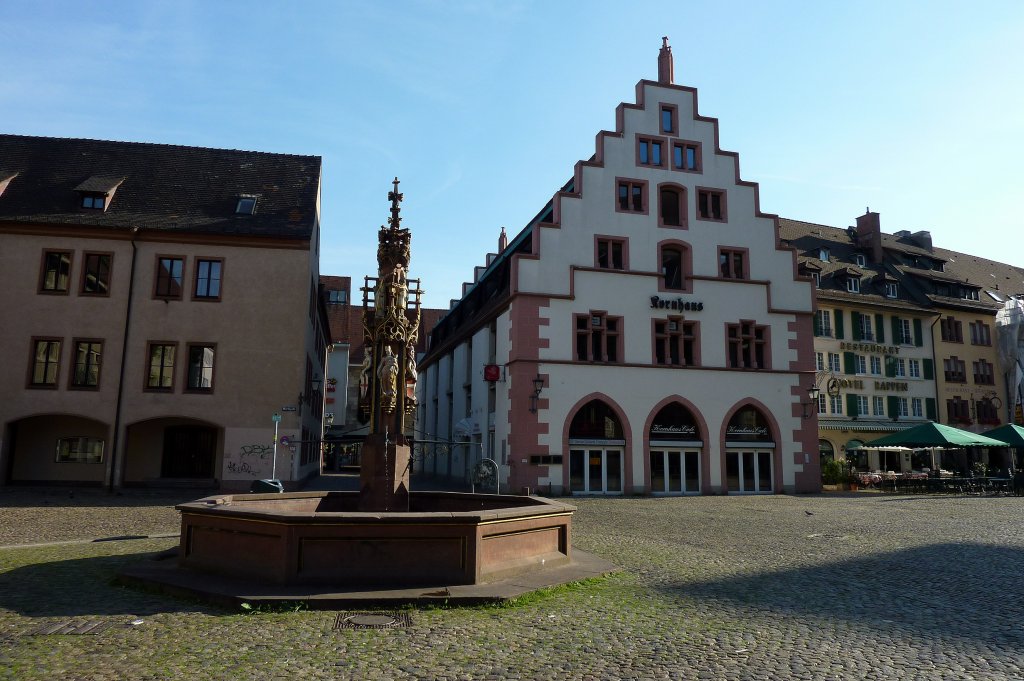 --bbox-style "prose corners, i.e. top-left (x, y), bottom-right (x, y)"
top-left (995, 297), bottom-right (1024, 422)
